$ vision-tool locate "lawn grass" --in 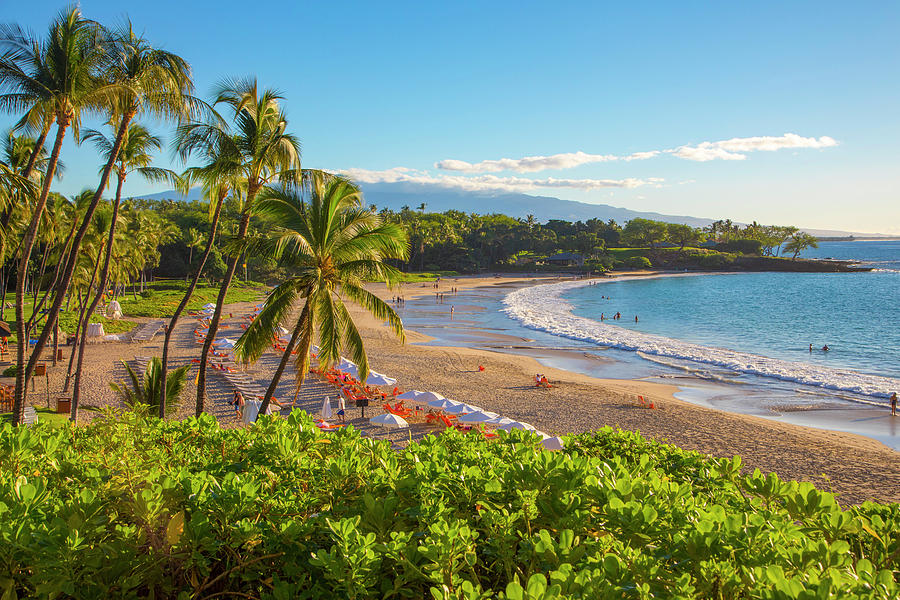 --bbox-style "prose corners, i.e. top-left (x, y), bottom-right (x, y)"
top-left (0, 407), bottom-right (70, 428)
top-left (391, 270), bottom-right (460, 282)
top-left (1, 279), bottom-right (267, 344)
